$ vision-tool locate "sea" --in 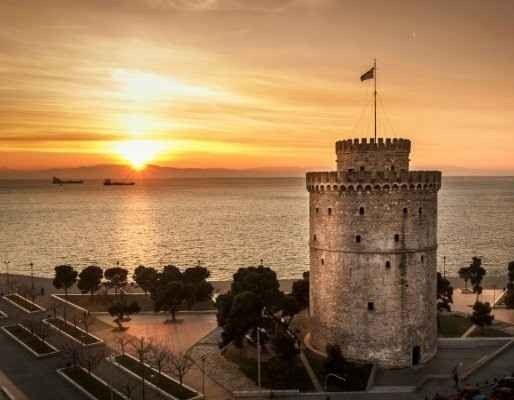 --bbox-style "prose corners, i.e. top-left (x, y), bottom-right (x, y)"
top-left (0, 177), bottom-right (513, 280)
